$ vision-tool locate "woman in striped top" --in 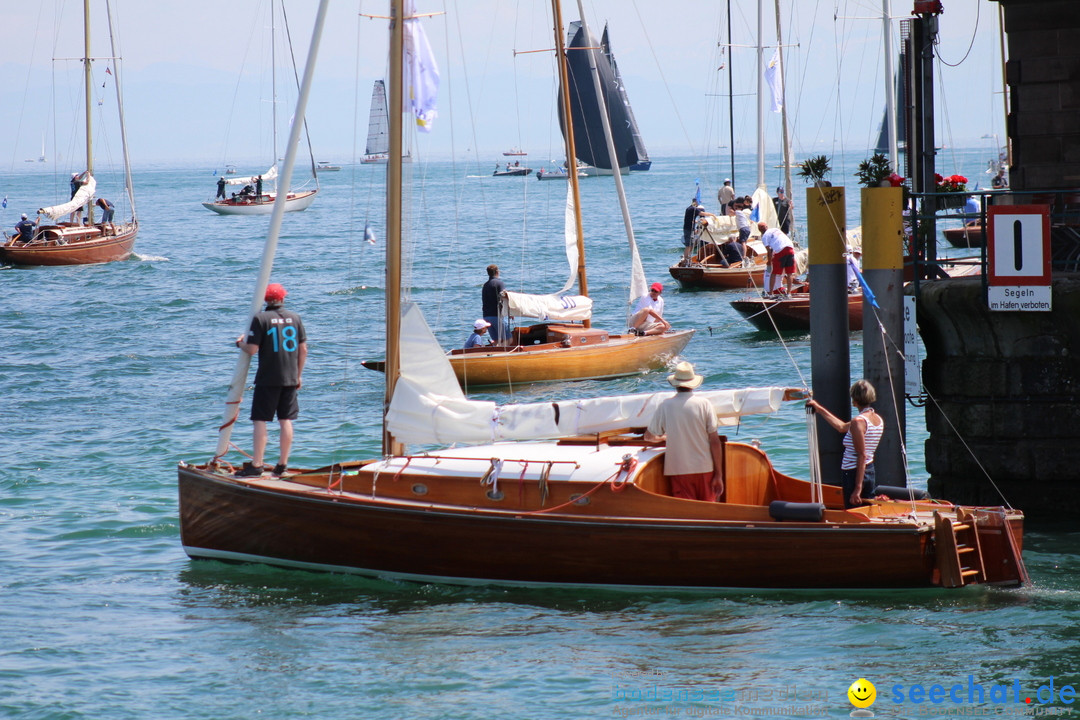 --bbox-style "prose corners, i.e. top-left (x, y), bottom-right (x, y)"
top-left (806, 379), bottom-right (885, 508)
